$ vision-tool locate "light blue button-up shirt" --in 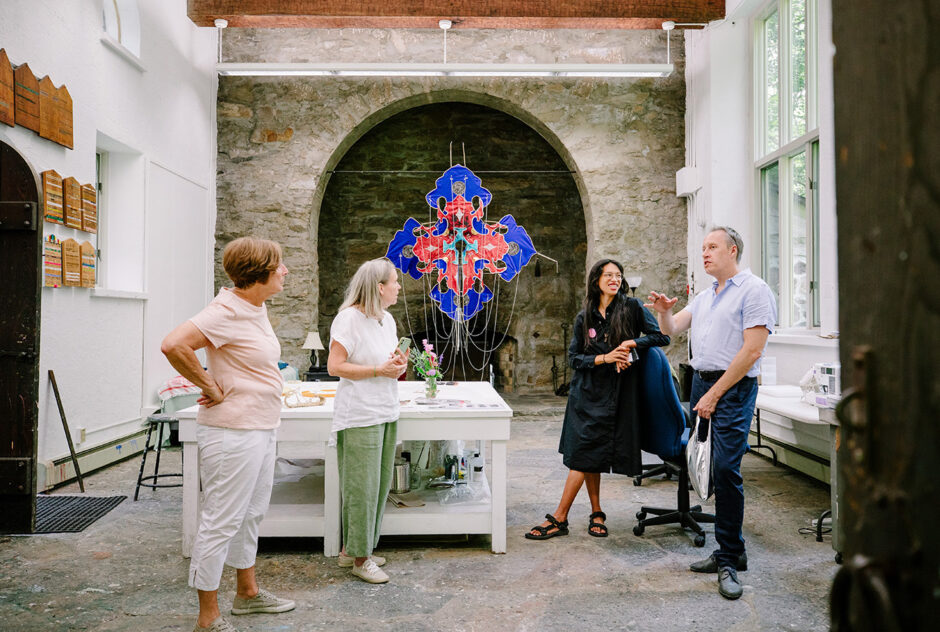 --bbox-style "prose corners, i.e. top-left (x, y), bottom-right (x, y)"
top-left (683, 269), bottom-right (777, 378)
